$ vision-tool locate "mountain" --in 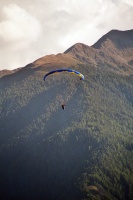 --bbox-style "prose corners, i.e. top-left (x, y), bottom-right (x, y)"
top-left (65, 29), bottom-right (133, 75)
top-left (0, 29), bottom-right (133, 200)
